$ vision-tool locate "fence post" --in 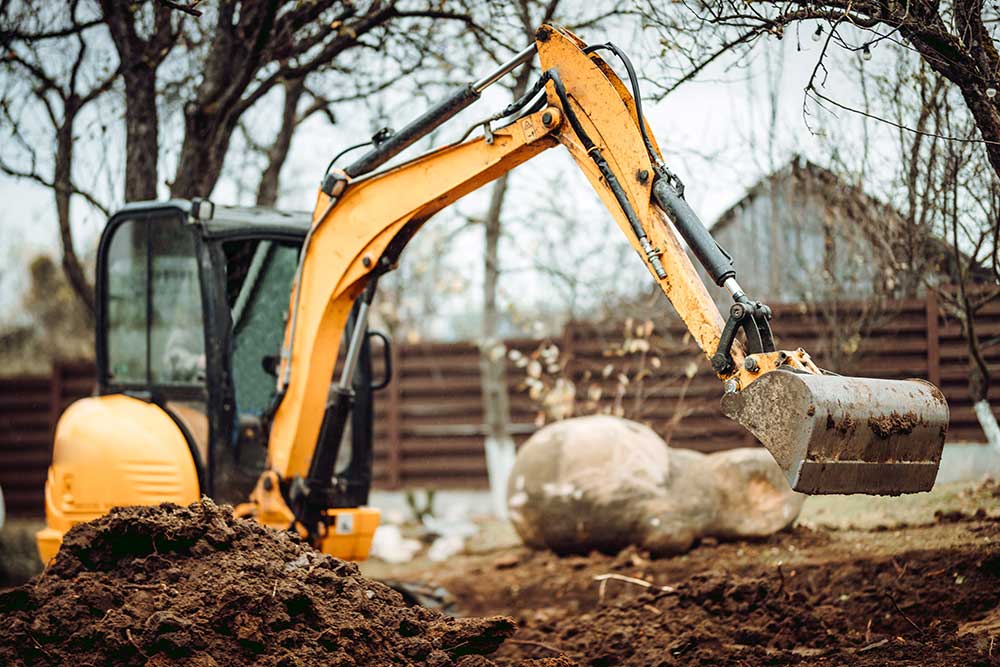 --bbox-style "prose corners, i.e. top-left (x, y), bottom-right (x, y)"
top-left (49, 361), bottom-right (64, 439)
top-left (925, 290), bottom-right (941, 386)
top-left (561, 320), bottom-right (576, 370)
top-left (386, 341), bottom-right (402, 489)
